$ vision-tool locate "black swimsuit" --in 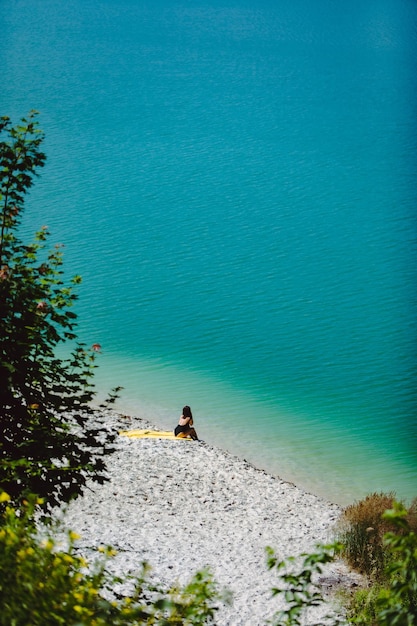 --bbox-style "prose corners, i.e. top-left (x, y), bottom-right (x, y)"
top-left (174, 423), bottom-right (188, 436)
